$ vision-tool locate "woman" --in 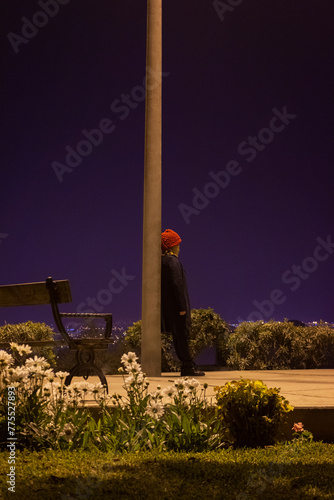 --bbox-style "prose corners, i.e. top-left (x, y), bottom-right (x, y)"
top-left (161, 229), bottom-right (205, 377)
